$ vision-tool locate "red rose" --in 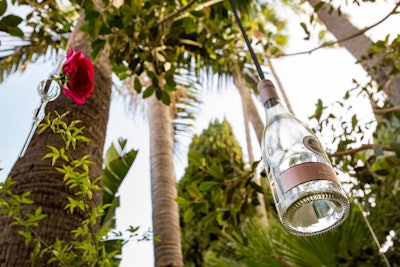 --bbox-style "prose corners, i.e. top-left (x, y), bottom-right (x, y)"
top-left (61, 48), bottom-right (94, 104)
